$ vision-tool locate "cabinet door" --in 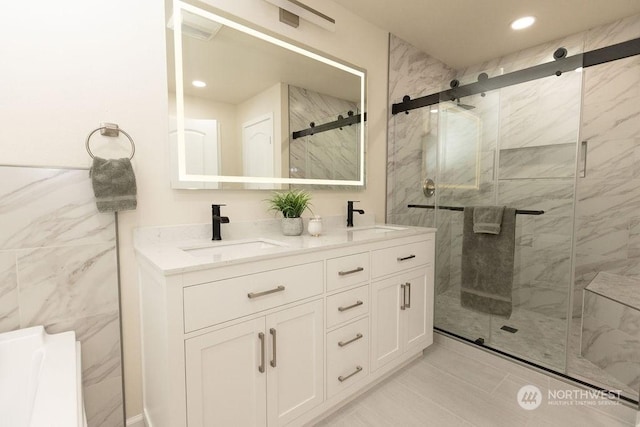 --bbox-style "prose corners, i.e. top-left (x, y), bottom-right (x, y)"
top-left (266, 300), bottom-right (324, 426)
top-left (371, 276), bottom-right (403, 371)
top-left (185, 318), bottom-right (267, 427)
top-left (403, 266), bottom-right (433, 354)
